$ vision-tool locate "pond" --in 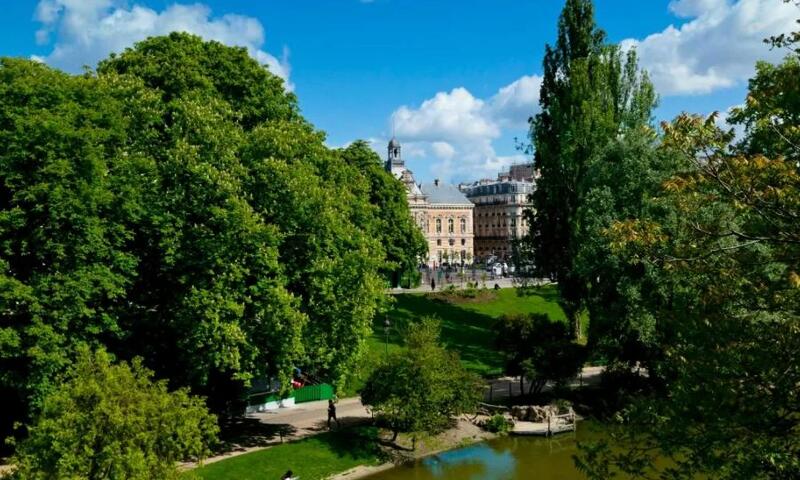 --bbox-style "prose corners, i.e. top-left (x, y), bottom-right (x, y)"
top-left (365, 422), bottom-right (616, 480)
